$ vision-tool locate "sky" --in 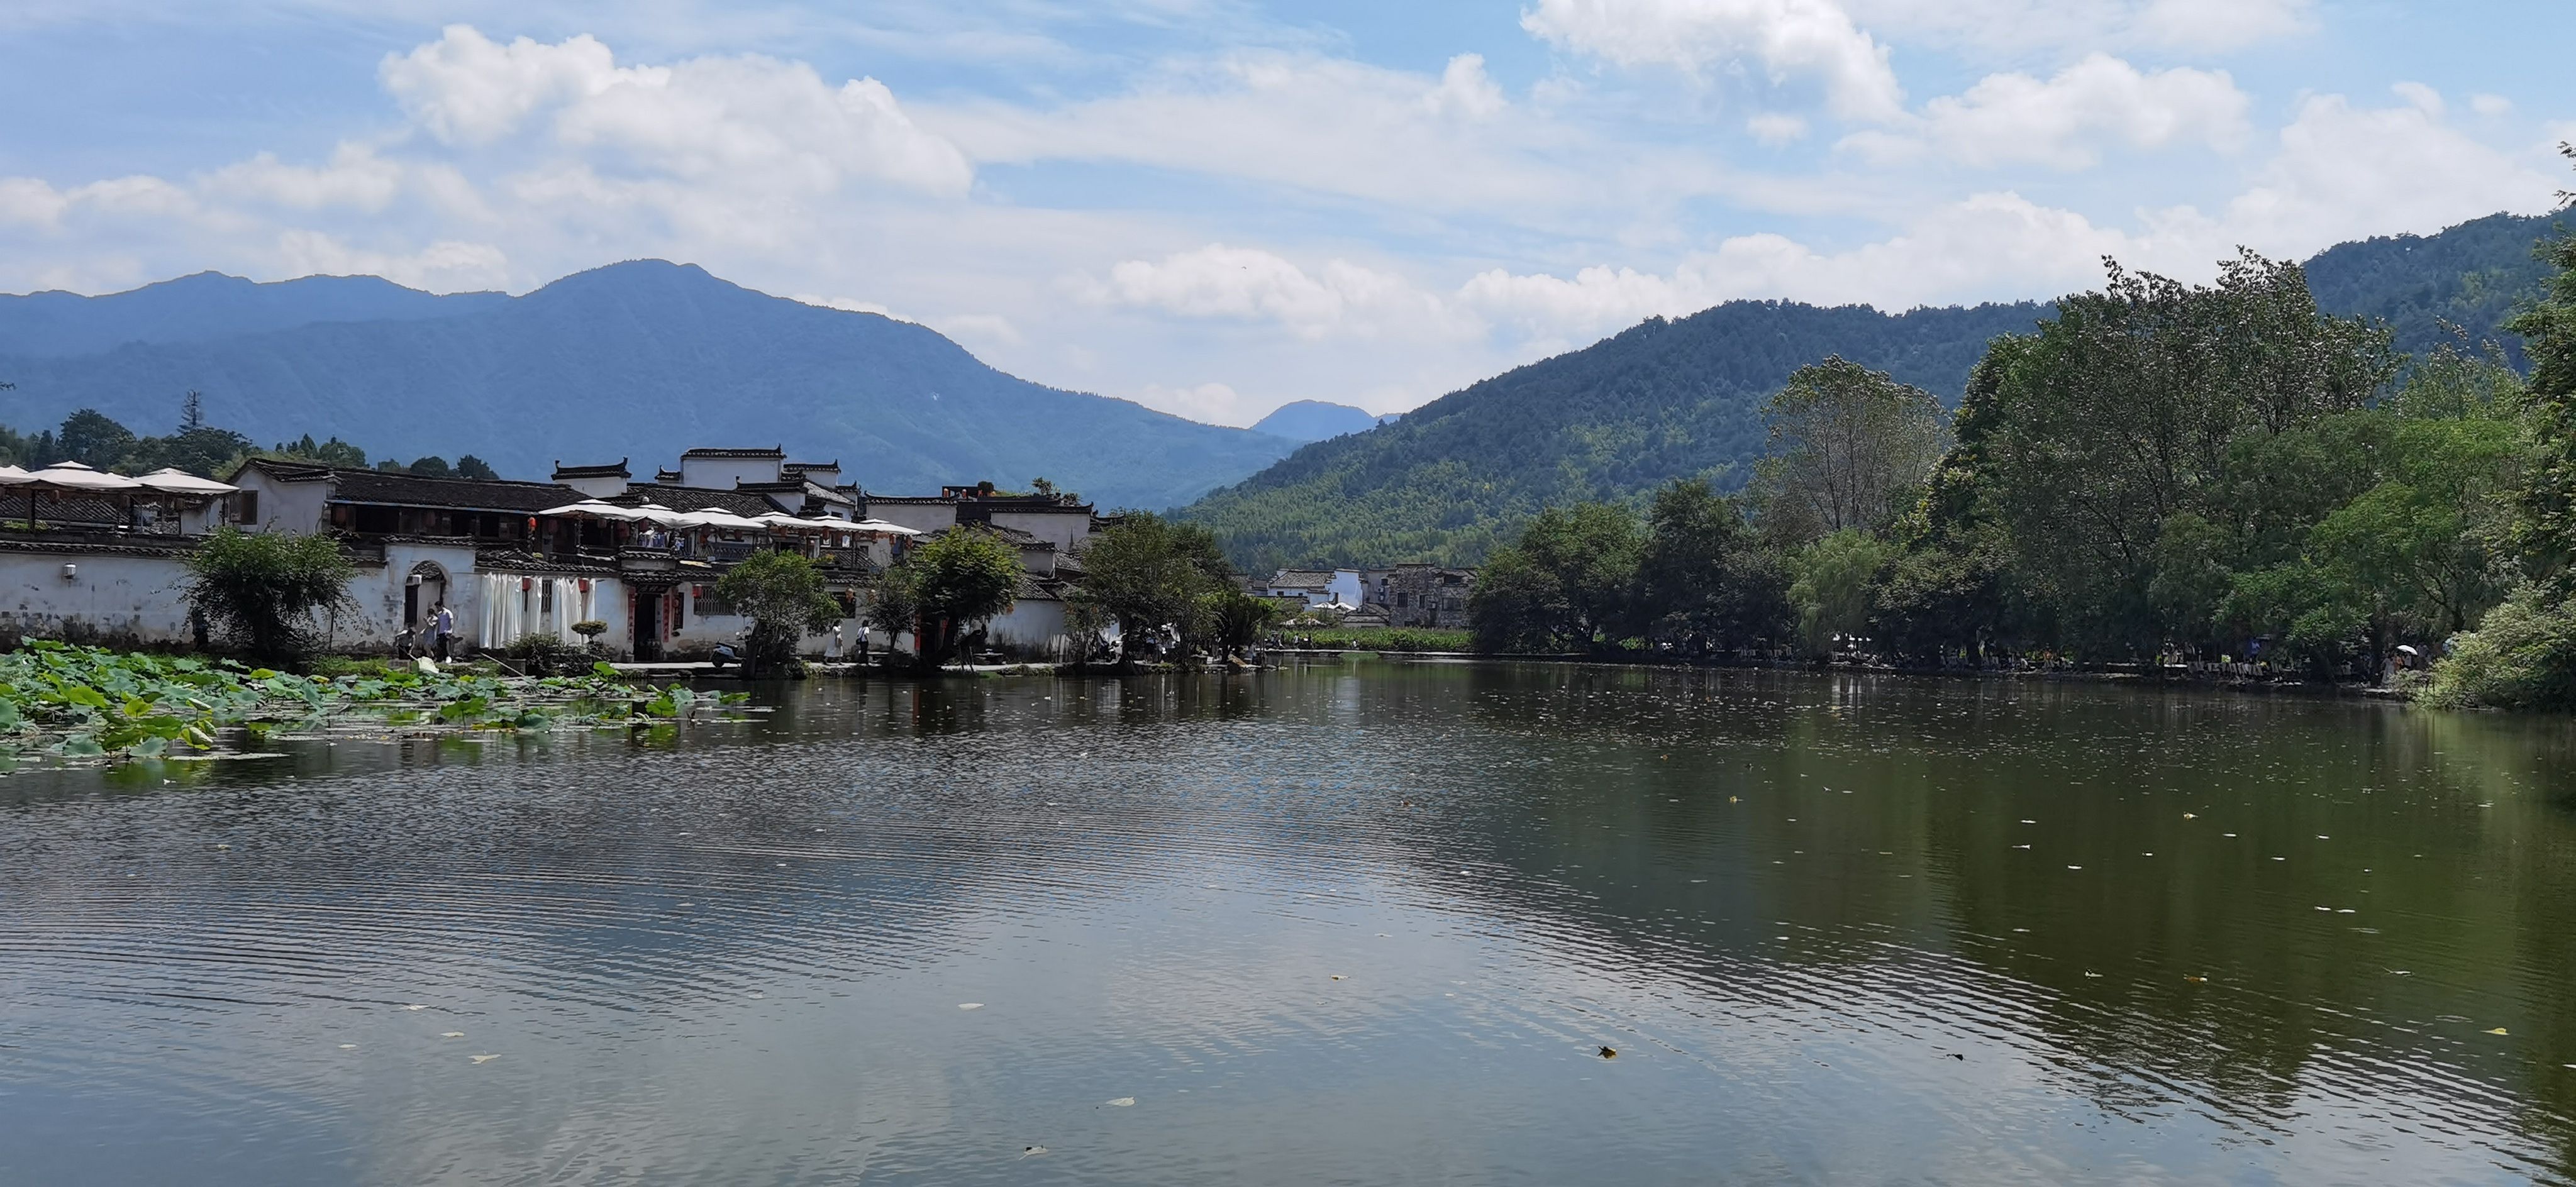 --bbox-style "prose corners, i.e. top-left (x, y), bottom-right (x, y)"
top-left (0, 1), bottom-right (2569, 428)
